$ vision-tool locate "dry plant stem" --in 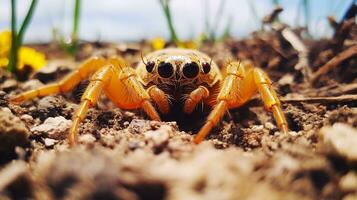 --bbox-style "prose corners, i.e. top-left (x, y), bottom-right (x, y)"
top-left (281, 94), bottom-right (357, 104)
top-left (311, 45), bottom-right (357, 83)
top-left (310, 82), bottom-right (357, 96)
top-left (263, 6), bottom-right (283, 24)
top-left (274, 24), bottom-right (312, 82)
